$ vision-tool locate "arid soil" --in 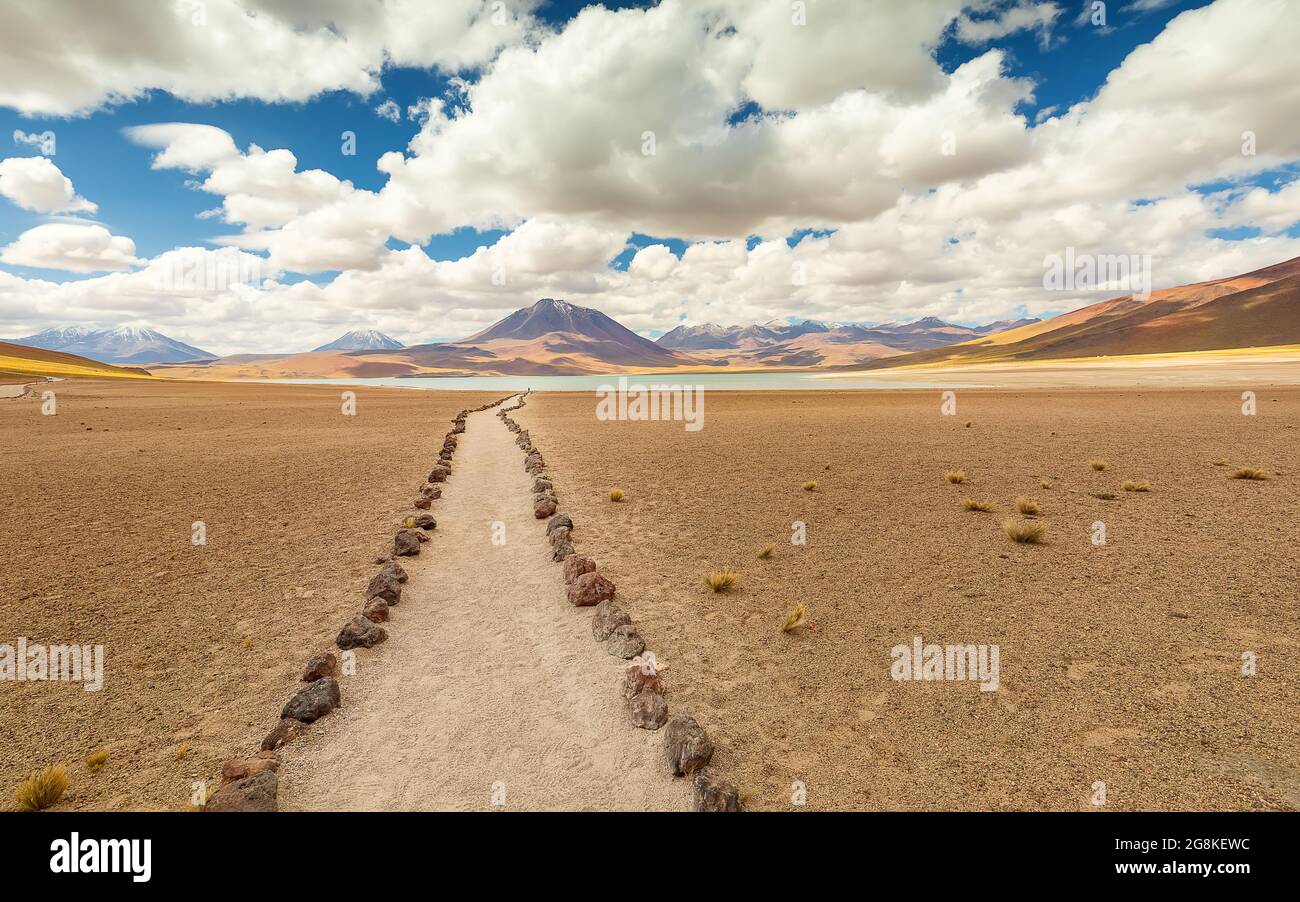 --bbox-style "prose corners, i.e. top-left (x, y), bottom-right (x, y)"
top-left (0, 379), bottom-right (498, 810)
top-left (515, 387), bottom-right (1300, 810)
top-left (278, 407), bottom-right (689, 811)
